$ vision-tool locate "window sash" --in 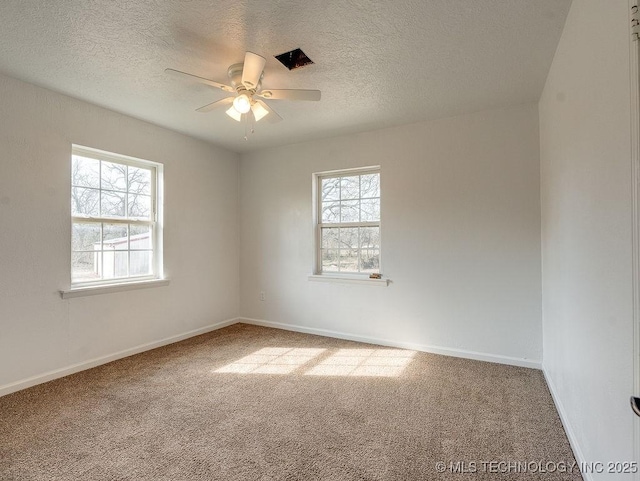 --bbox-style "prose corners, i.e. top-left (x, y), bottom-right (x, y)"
top-left (318, 221), bottom-right (379, 229)
top-left (71, 165), bottom-right (157, 222)
top-left (71, 221), bottom-right (157, 286)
